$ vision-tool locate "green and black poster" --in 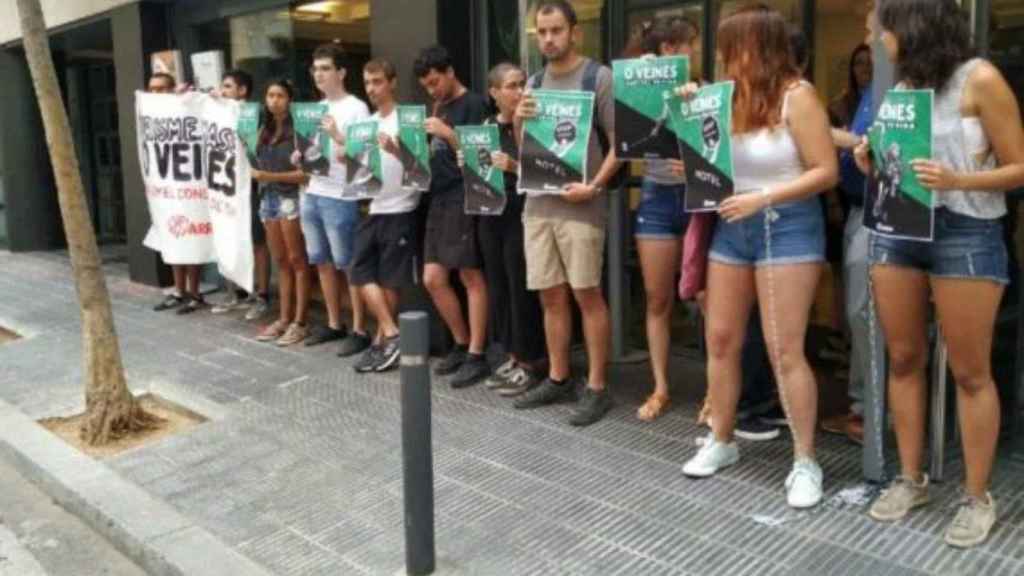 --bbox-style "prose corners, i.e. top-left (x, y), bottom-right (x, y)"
top-left (518, 90), bottom-right (595, 195)
top-left (865, 89), bottom-right (934, 241)
top-left (398, 105), bottom-right (431, 191)
top-left (342, 119), bottom-right (382, 199)
top-left (613, 56), bottom-right (689, 160)
top-left (237, 102), bottom-right (261, 167)
top-left (457, 125), bottom-right (506, 215)
top-left (290, 103), bottom-right (330, 176)
top-left (669, 81), bottom-right (735, 212)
